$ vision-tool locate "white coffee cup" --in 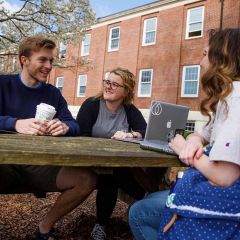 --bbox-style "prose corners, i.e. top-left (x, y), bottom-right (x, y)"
top-left (35, 103), bottom-right (56, 121)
